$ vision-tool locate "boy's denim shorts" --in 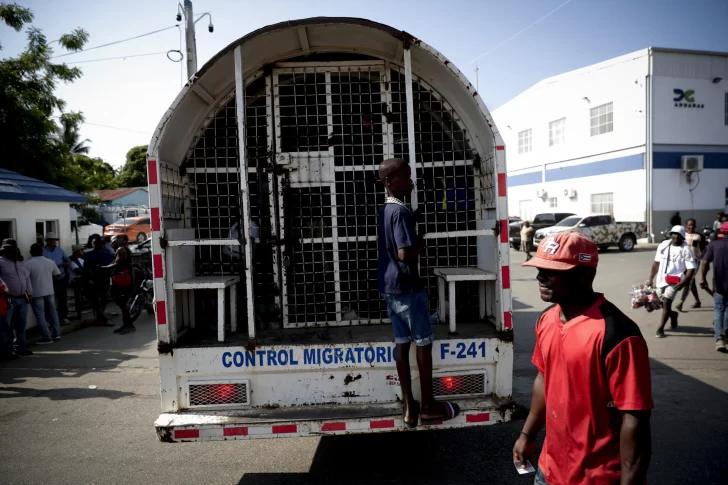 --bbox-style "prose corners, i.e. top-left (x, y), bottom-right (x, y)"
top-left (382, 291), bottom-right (434, 347)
